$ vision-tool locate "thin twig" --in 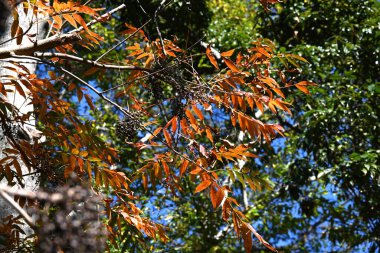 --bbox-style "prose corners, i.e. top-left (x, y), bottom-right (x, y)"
top-left (69, 4), bottom-right (126, 34)
top-left (10, 54), bottom-right (210, 176)
top-left (0, 189), bottom-right (36, 229)
top-left (95, 19), bottom-right (152, 62)
top-left (154, 0), bottom-right (167, 56)
top-left (100, 61), bottom-right (177, 94)
top-left (0, 184), bottom-right (64, 203)
top-left (34, 52), bottom-right (151, 71)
